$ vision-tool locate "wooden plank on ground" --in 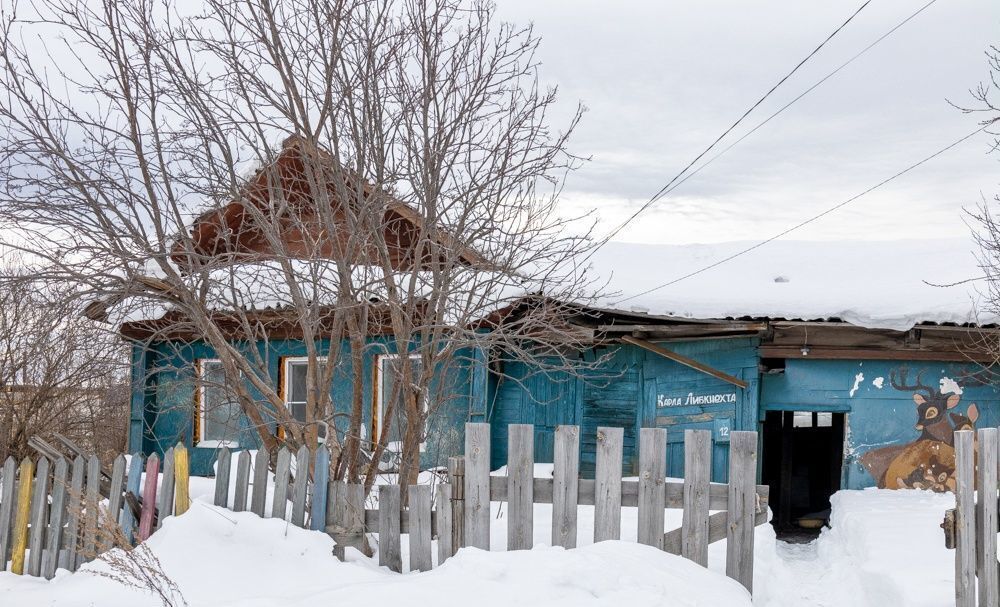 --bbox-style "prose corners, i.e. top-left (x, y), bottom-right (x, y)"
top-left (378, 485), bottom-right (401, 573)
top-left (271, 447), bottom-right (291, 520)
top-left (233, 451), bottom-right (251, 512)
top-left (290, 446), bottom-right (309, 527)
top-left (310, 448), bottom-right (330, 531)
top-left (955, 430), bottom-right (975, 607)
top-left (682, 429), bottom-right (711, 566)
top-left (464, 423), bottom-right (491, 550)
top-left (121, 453), bottom-right (143, 545)
top-left (250, 449), bottom-right (269, 518)
top-left (43, 458), bottom-right (68, 580)
top-left (507, 424), bottom-right (534, 550)
top-left (138, 454), bottom-right (160, 542)
top-left (437, 483), bottom-right (453, 563)
top-left (27, 457), bottom-right (50, 576)
top-left (409, 485), bottom-right (432, 572)
top-left (977, 427), bottom-right (999, 607)
top-left (9, 457), bottom-right (33, 575)
top-left (0, 456), bottom-right (16, 571)
top-left (214, 447), bottom-right (231, 508)
top-left (638, 428), bottom-right (667, 549)
top-left (157, 448), bottom-right (175, 529)
top-left (63, 456), bottom-right (85, 570)
top-left (174, 444), bottom-right (189, 516)
top-left (726, 431), bottom-right (757, 591)
top-left (552, 425), bottom-right (580, 549)
top-left (594, 427), bottom-right (624, 542)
